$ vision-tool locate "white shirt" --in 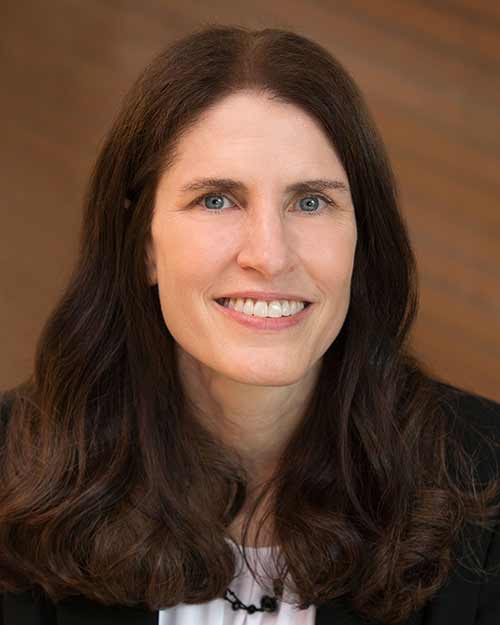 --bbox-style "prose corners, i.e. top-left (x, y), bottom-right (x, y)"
top-left (158, 538), bottom-right (316, 624)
